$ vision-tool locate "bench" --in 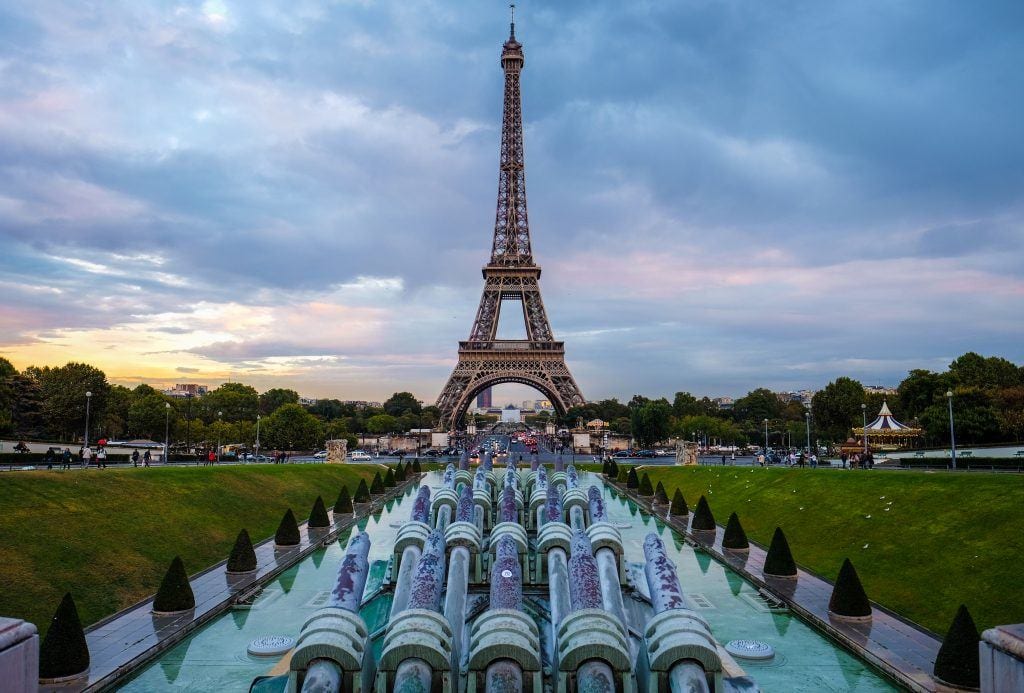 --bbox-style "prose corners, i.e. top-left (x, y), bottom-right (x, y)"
top-left (913, 451), bottom-right (925, 458)
top-left (959, 451), bottom-right (973, 458)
